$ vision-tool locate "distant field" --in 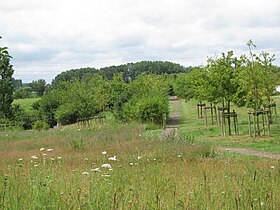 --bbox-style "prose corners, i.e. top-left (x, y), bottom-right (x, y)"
top-left (13, 98), bottom-right (40, 113)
